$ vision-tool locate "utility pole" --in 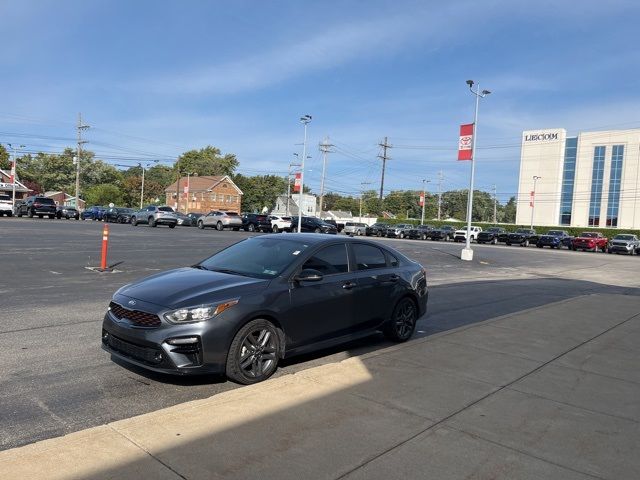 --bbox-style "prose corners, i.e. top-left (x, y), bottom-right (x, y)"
top-left (493, 184), bottom-right (497, 224)
top-left (298, 115), bottom-right (312, 233)
top-left (437, 171), bottom-right (443, 221)
top-left (75, 113), bottom-right (90, 209)
top-left (378, 137), bottom-right (391, 200)
top-left (7, 143), bottom-right (25, 211)
top-left (318, 137), bottom-right (333, 214)
top-left (421, 179), bottom-right (431, 225)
